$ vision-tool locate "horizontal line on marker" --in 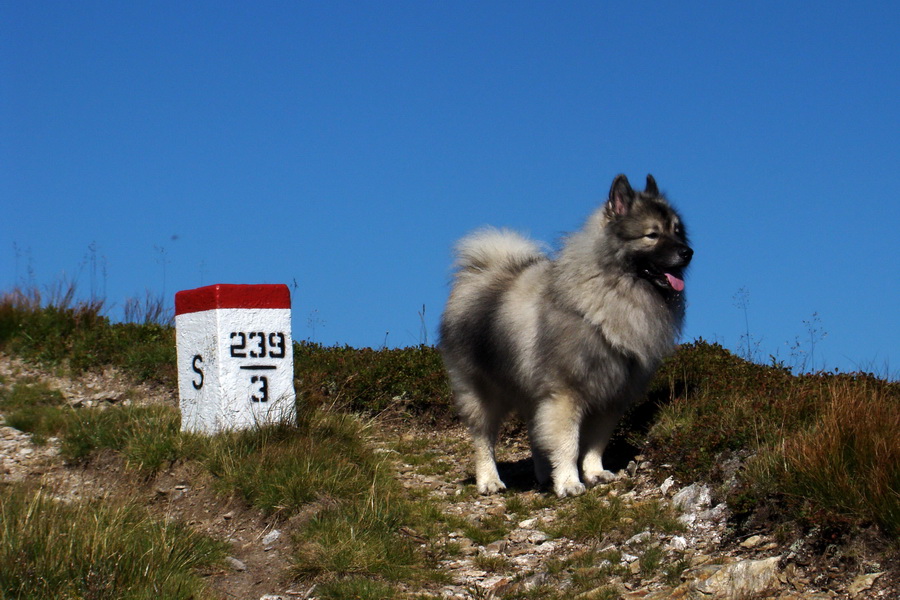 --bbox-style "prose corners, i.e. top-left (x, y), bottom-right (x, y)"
top-left (239, 365), bottom-right (278, 370)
